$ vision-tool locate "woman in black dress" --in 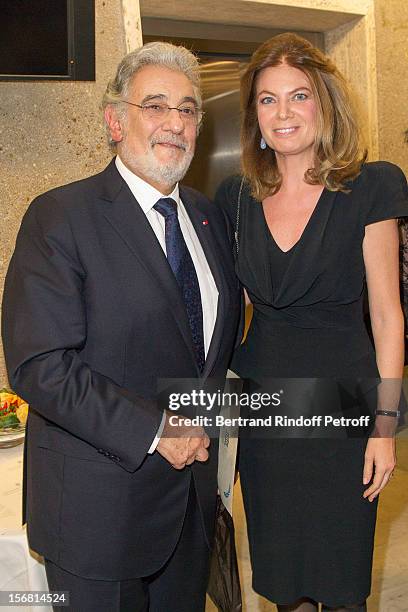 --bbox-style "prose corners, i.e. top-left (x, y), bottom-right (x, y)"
top-left (216, 33), bottom-right (408, 611)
